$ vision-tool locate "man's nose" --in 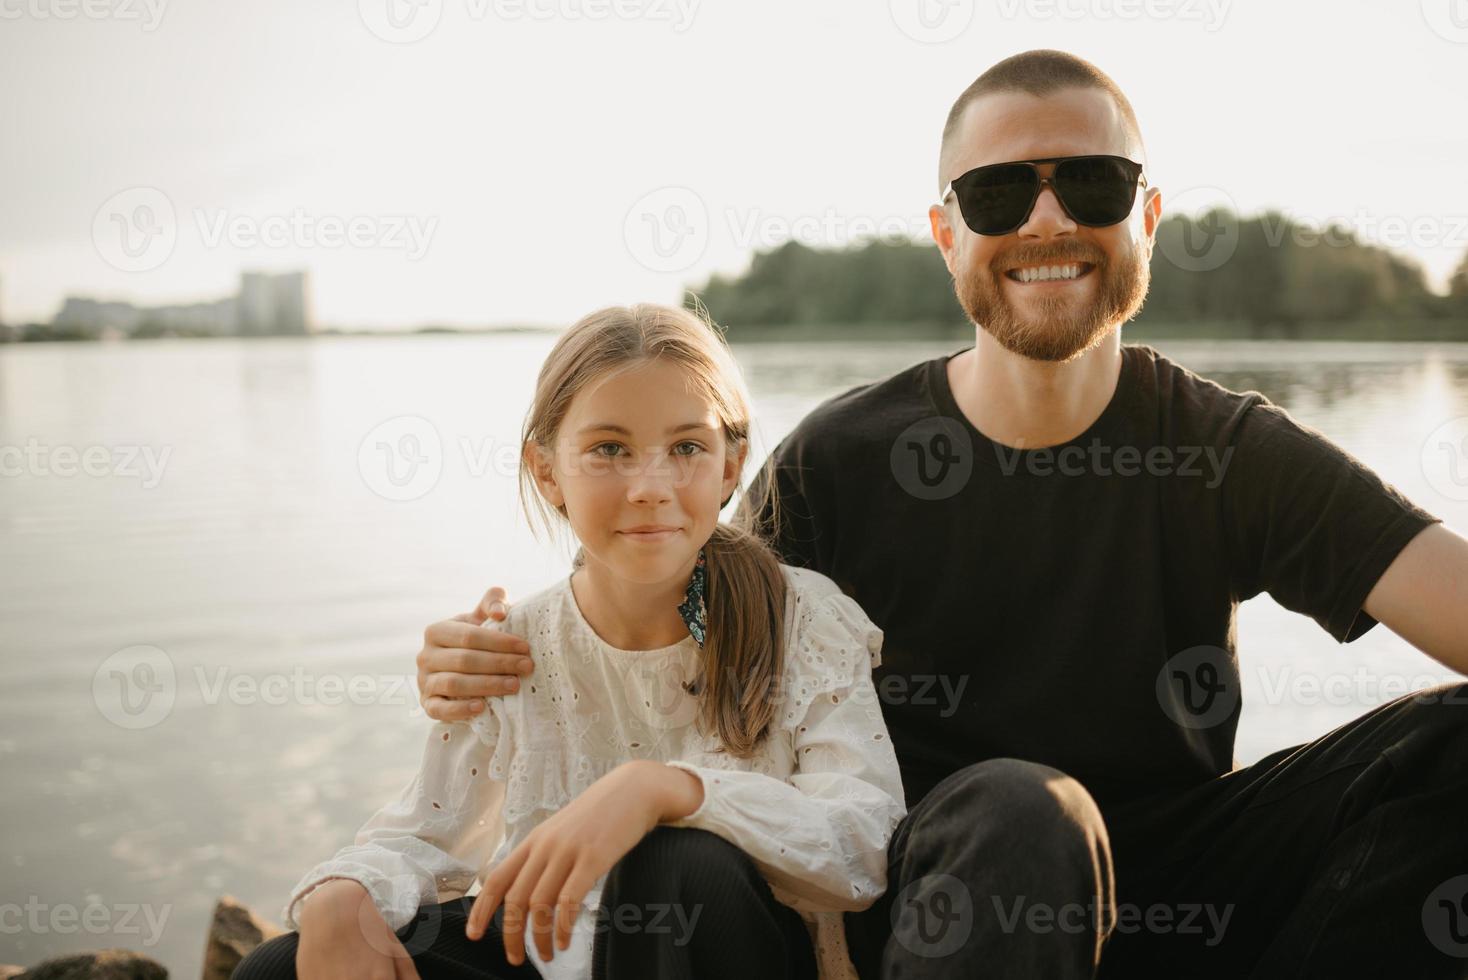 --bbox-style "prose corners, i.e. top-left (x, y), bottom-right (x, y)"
top-left (1018, 177), bottom-right (1077, 237)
